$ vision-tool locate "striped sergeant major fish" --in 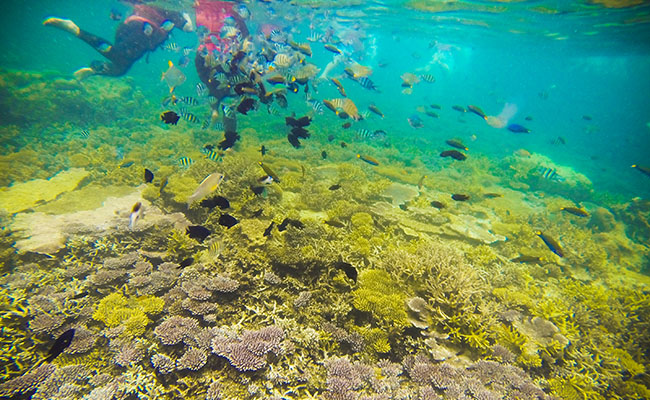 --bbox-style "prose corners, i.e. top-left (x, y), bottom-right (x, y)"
top-left (79, 129), bottom-right (90, 138)
top-left (181, 111), bottom-right (199, 123)
top-left (538, 167), bottom-right (564, 181)
top-left (354, 76), bottom-right (379, 91)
